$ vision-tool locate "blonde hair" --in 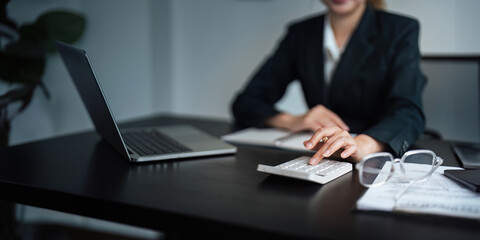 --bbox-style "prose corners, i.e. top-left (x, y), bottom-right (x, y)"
top-left (367, 0), bottom-right (385, 9)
